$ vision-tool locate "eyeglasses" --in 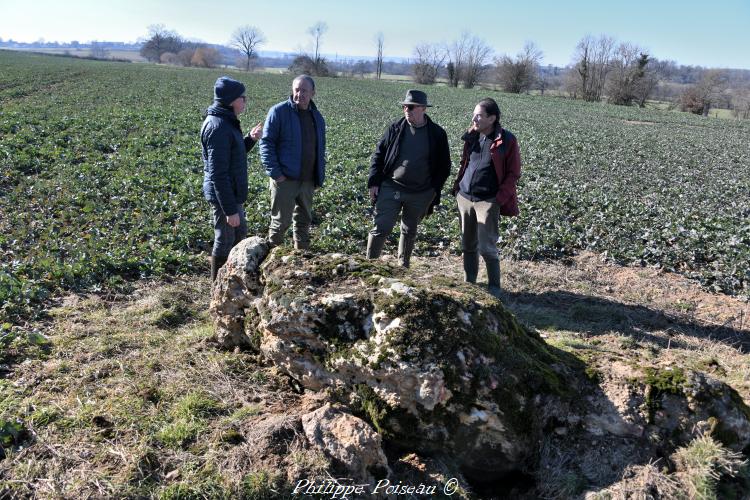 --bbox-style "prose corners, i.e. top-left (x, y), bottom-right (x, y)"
top-left (403, 104), bottom-right (421, 111)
